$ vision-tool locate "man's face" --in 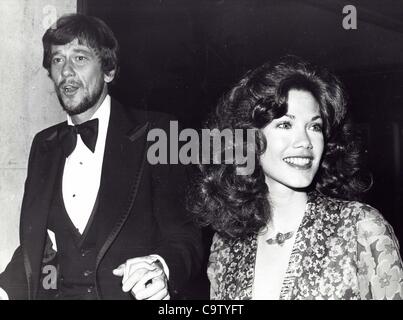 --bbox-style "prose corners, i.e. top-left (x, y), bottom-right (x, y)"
top-left (49, 39), bottom-right (114, 115)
